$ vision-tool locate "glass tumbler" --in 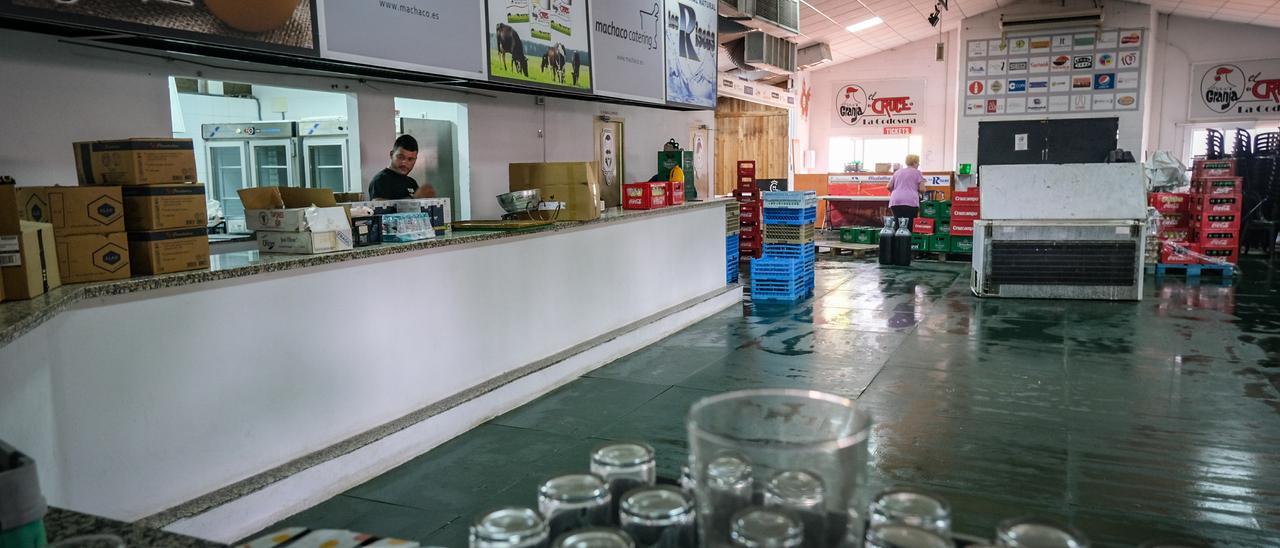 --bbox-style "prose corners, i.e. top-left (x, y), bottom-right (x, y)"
top-left (471, 507), bottom-right (551, 548)
top-left (591, 443), bottom-right (657, 522)
top-left (687, 389), bottom-right (872, 548)
top-left (864, 524), bottom-right (952, 548)
top-left (868, 488), bottom-right (952, 536)
top-left (763, 470), bottom-right (827, 547)
top-left (730, 507), bottom-right (804, 548)
top-left (995, 518), bottom-right (1090, 548)
top-left (701, 454), bottom-right (754, 543)
top-left (539, 474), bottom-right (613, 540)
top-left (552, 527), bottom-right (636, 548)
top-left (618, 485), bottom-right (697, 547)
